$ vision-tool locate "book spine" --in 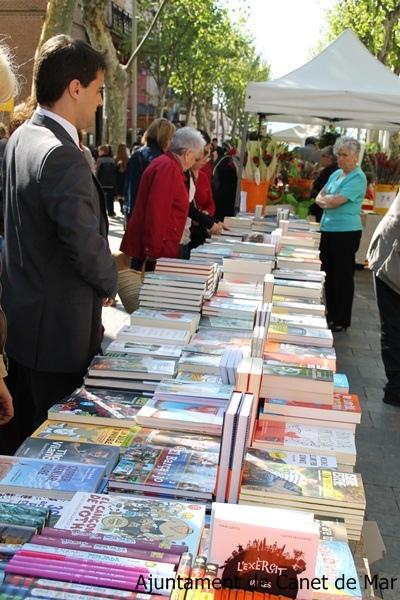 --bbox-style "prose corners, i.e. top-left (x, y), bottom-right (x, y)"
top-left (42, 528), bottom-right (187, 554)
top-left (29, 535), bottom-right (180, 565)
